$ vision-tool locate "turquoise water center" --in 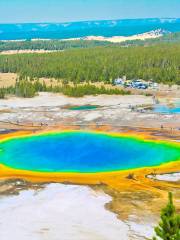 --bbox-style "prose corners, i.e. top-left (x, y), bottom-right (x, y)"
top-left (153, 103), bottom-right (180, 114)
top-left (63, 105), bottom-right (99, 111)
top-left (0, 132), bottom-right (179, 173)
